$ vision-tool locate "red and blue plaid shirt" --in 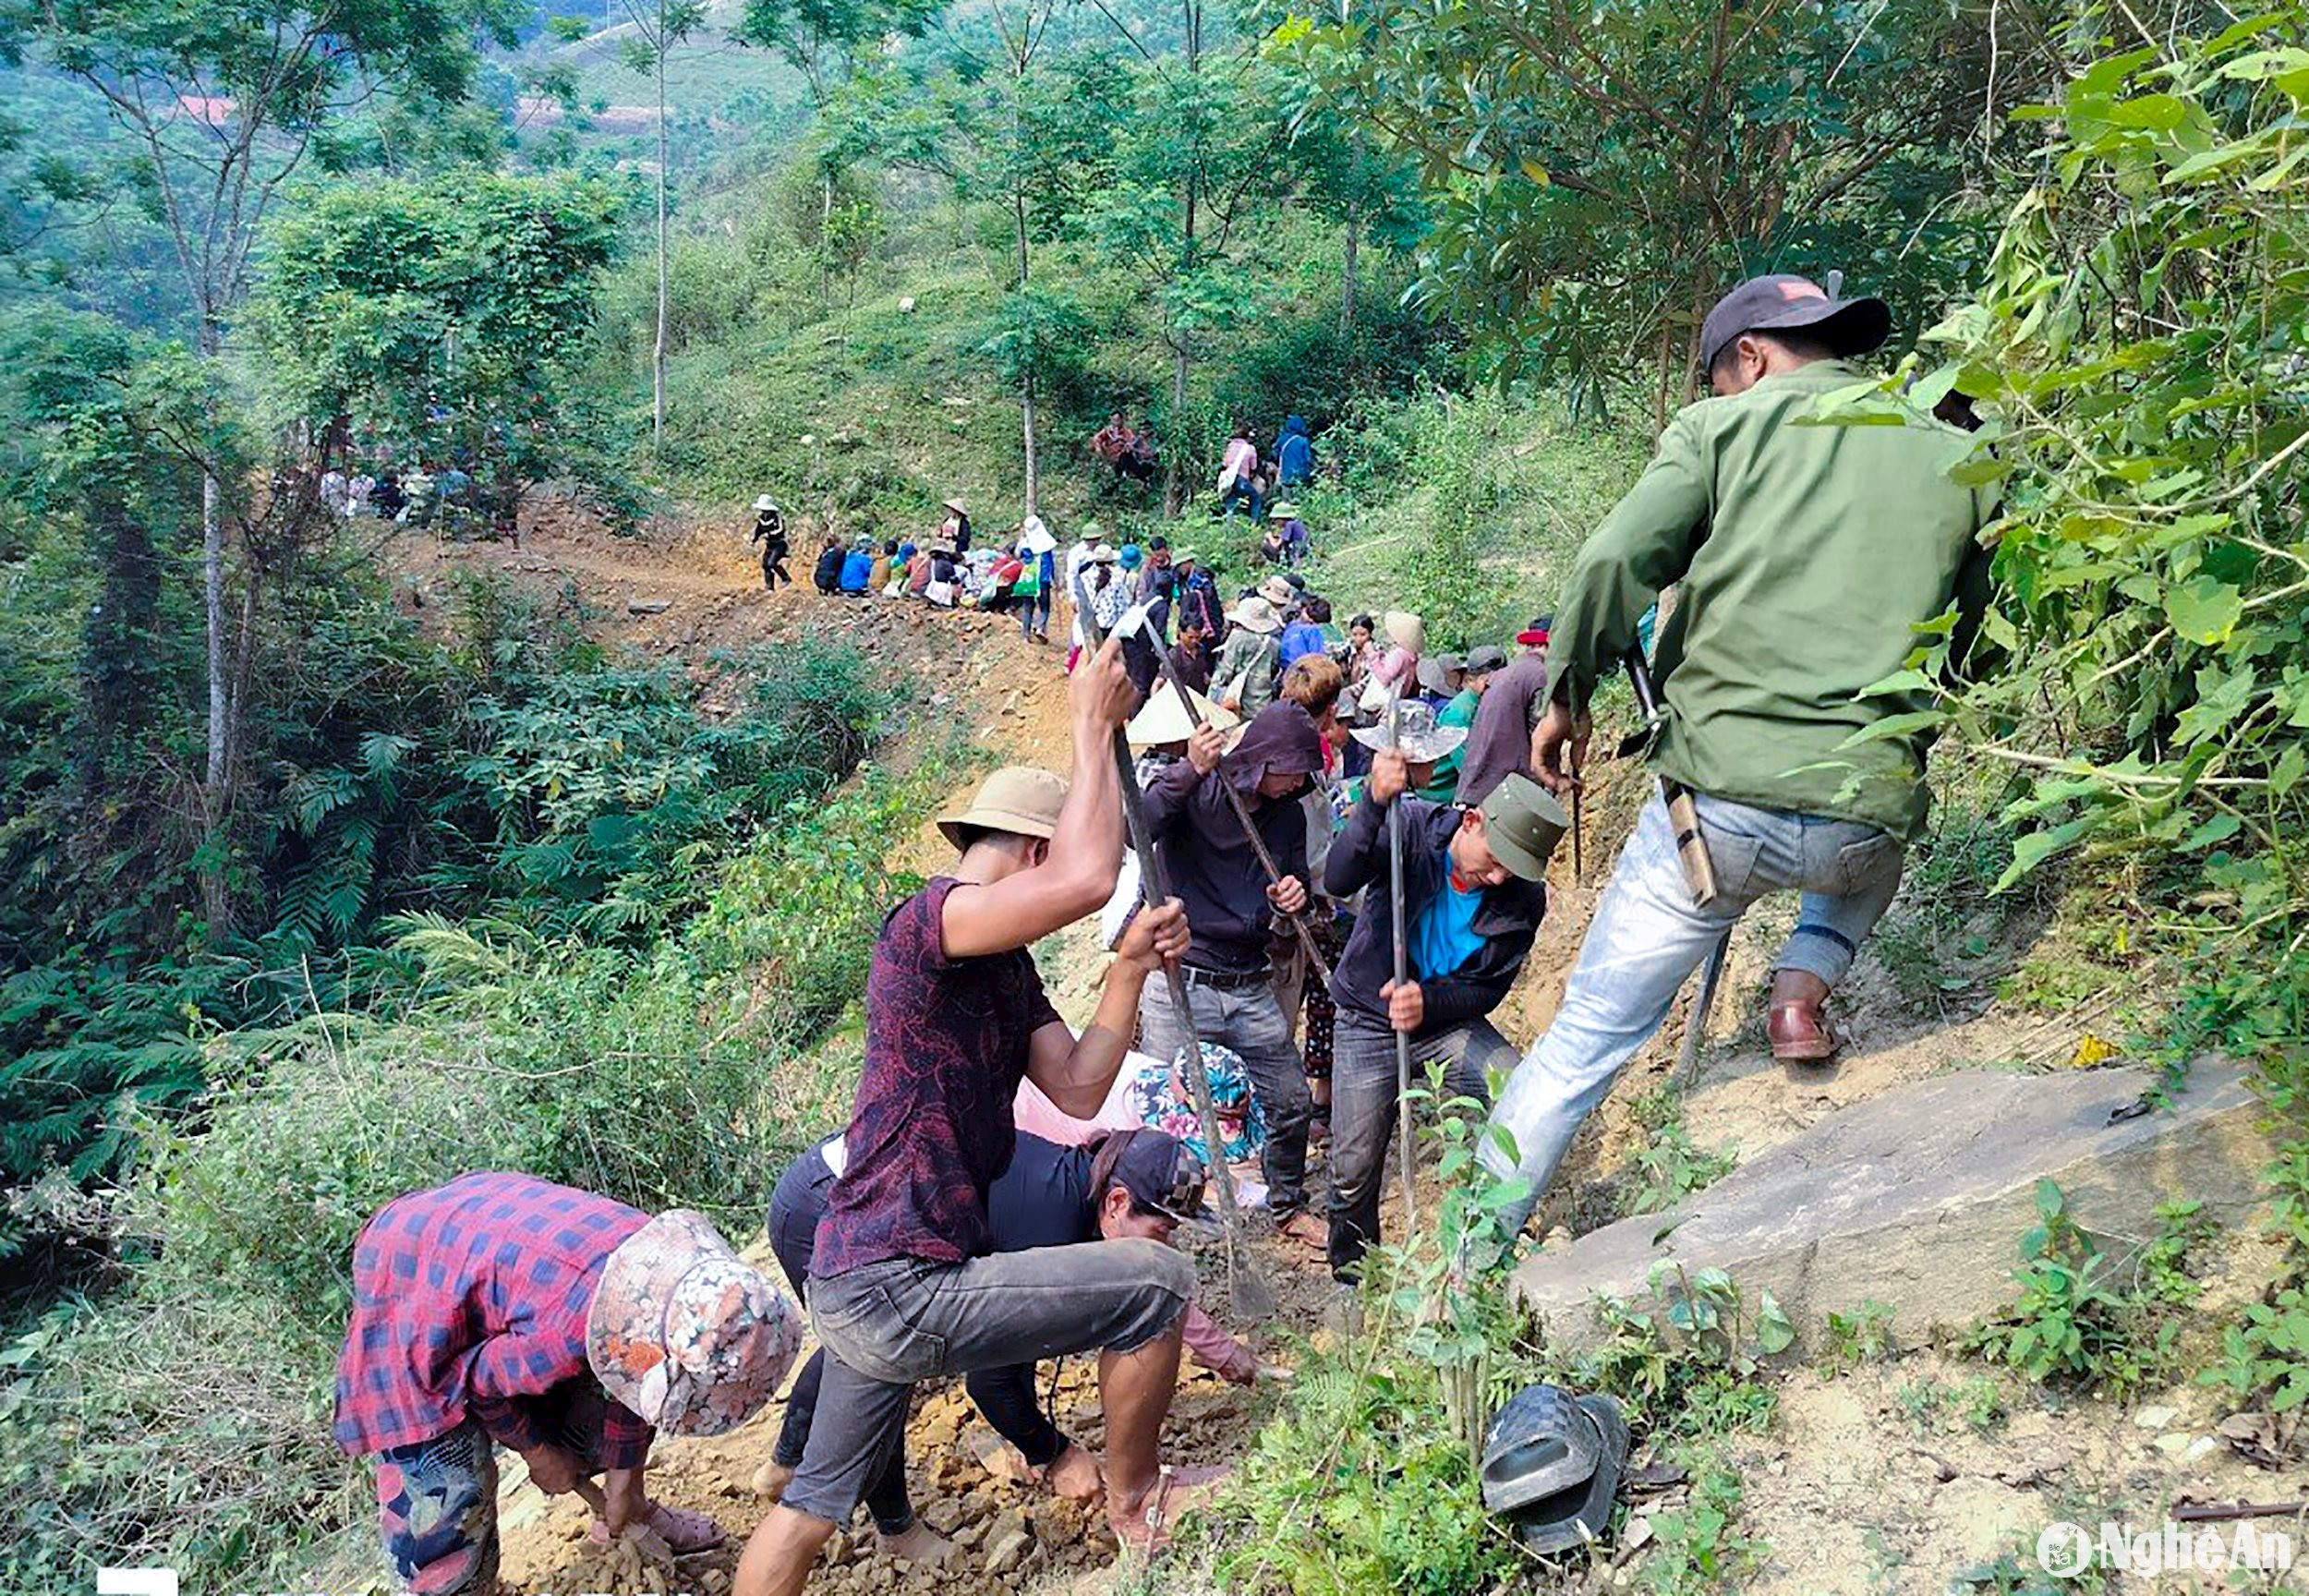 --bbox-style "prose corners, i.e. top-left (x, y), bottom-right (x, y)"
top-left (333, 1172), bottom-right (654, 1467)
